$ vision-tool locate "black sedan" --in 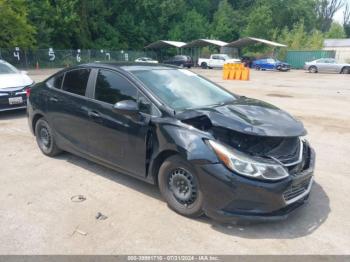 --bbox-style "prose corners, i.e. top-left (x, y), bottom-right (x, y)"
top-left (163, 55), bottom-right (193, 68)
top-left (27, 63), bottom-right (315, 223)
